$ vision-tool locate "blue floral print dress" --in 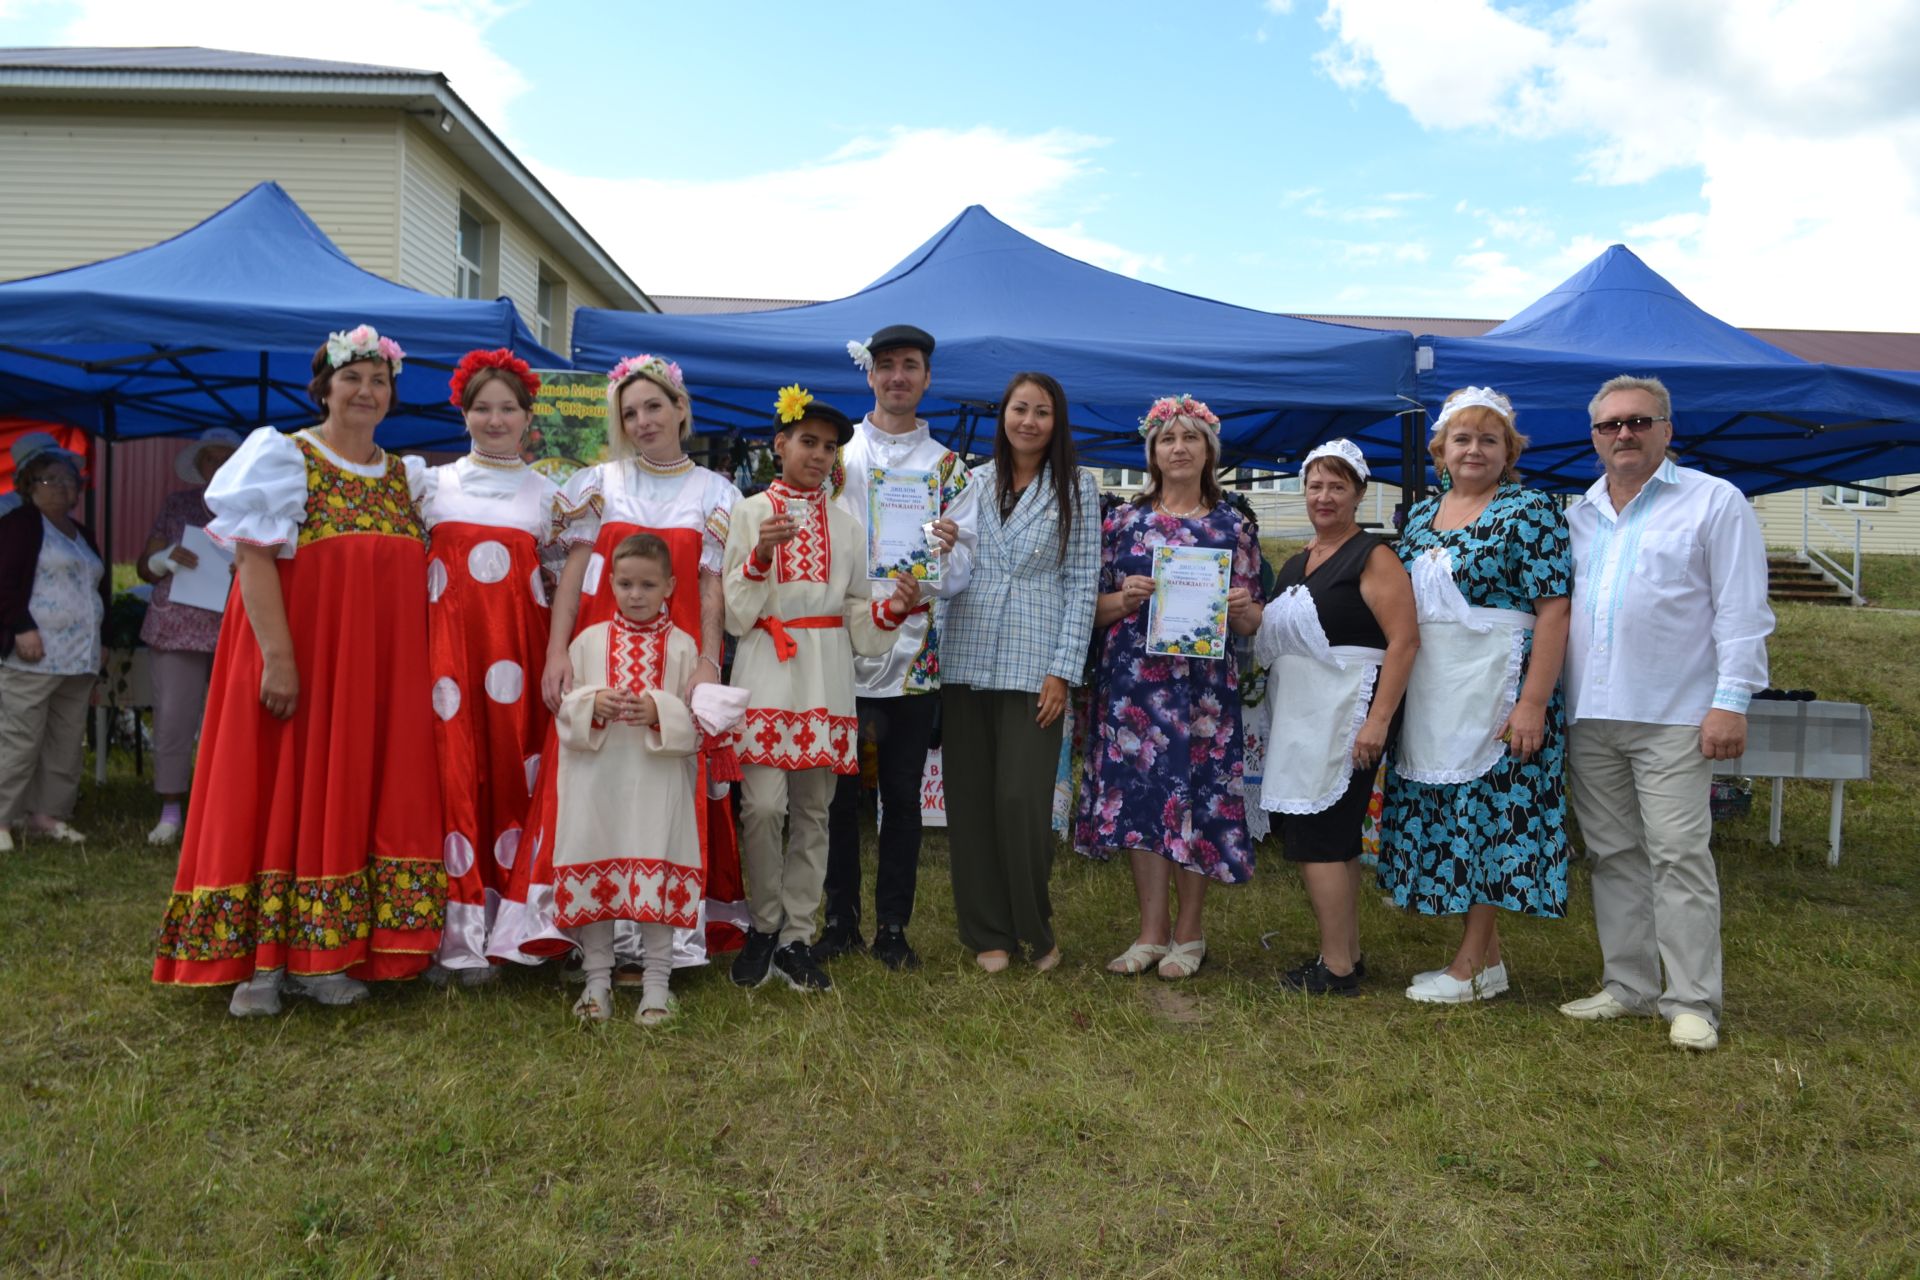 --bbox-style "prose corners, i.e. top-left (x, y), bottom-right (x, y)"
top-left (1074, 501), bottom-right (1261, 884)
top-left (1379, 484), bottom-right (1572, 917)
